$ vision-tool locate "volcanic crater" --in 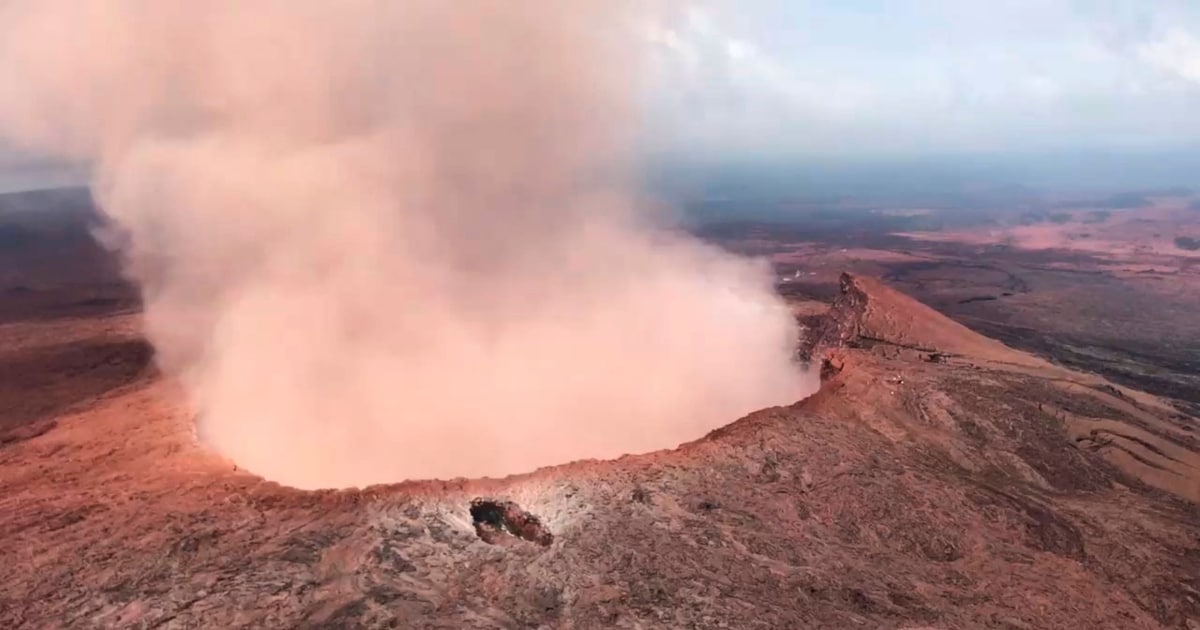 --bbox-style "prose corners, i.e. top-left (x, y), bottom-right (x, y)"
top-left (4, 257), bottom-right (1200, 628)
